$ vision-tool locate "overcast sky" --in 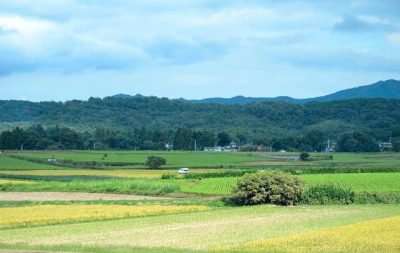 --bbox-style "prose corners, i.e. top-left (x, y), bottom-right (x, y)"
top-left (0, 0), bottom-right (399, 101)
